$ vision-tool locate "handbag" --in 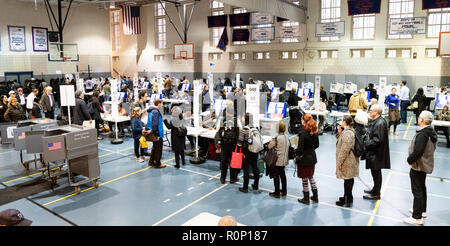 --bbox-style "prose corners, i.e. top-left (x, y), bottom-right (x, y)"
top-left (407, 101), bottom-right (418, 110)
top-left (263, 137), bottom-right (278, 168)
top-left (143, 130), bottom-right (159, 142)
top-left (288, 146), bottom-right (296, 160)
top-left (355, 109), bottom-right (368, 125)
top-left (230, 146), bottom-right (245, 169)
top-left (139, 136), bottom-right (149, 148)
